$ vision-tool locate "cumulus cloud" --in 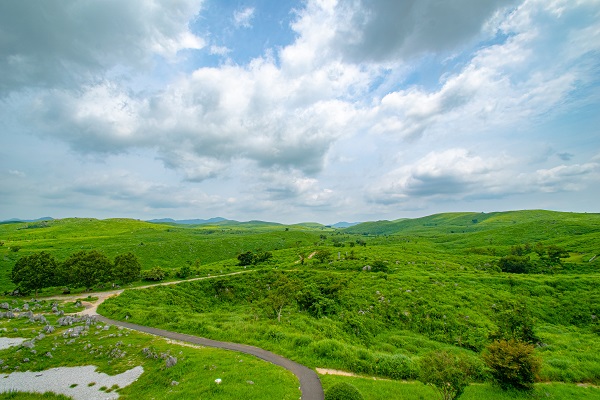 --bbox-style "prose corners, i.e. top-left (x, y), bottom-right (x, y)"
top-left (0, 0), bottom-right (204, 94)
top-left (369, 149), bottom-right (600, 206)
